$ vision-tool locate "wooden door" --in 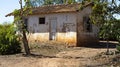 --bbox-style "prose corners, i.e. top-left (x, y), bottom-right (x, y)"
top-left (49, 18), bottom-right (57, 40)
